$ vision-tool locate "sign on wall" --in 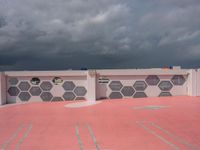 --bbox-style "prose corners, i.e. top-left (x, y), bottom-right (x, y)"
top-left (98, 77), bottom-right (110, 84)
